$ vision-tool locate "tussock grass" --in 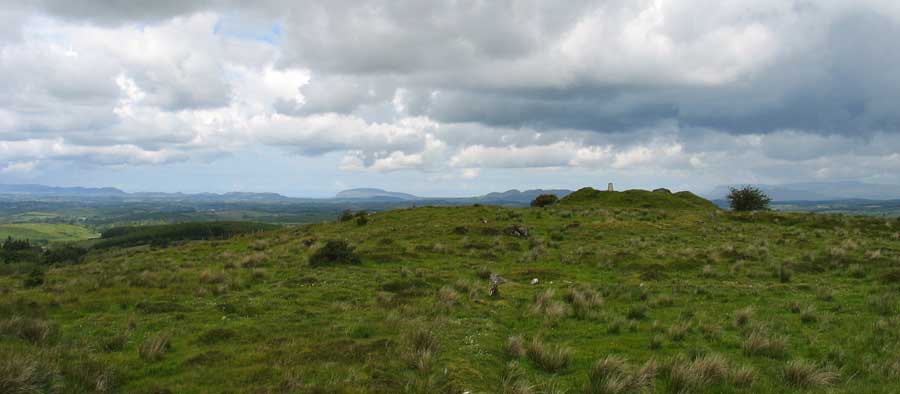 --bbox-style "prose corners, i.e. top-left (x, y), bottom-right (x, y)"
top-left (585, 356), bottom-right (657, 394)
top-left (733, 307), bottom-right (753, 328)
top-left (666, 353), bottom-right (729, 393)
top-left (526, 338), bottom-right (572, 373)
top-left (741, 329), bottom-right (787, 359)
top-left (138, 333), bottom-right (171, 361)
top-left (0, 316), bottom-right (56, 344)
top-left (507, 335), bottom-right (526, 358)
top-left (0, 349), bottom-right (61, 393)
top-left (782, 359), bottom-right (838, 388)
